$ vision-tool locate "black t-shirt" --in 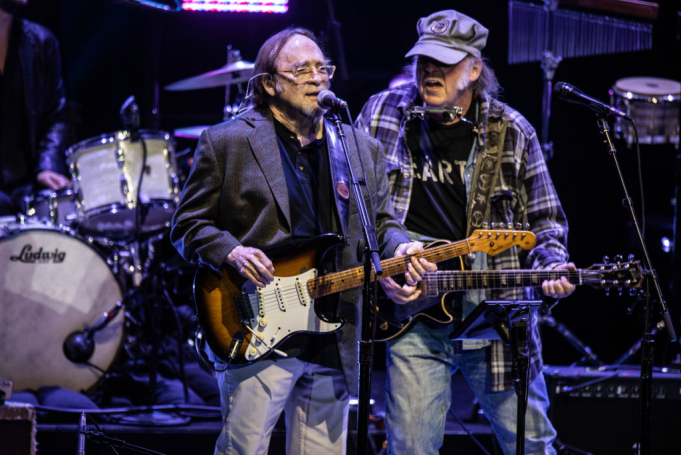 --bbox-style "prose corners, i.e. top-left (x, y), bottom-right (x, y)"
top-left (405, 110), bottom-right (477, 242)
